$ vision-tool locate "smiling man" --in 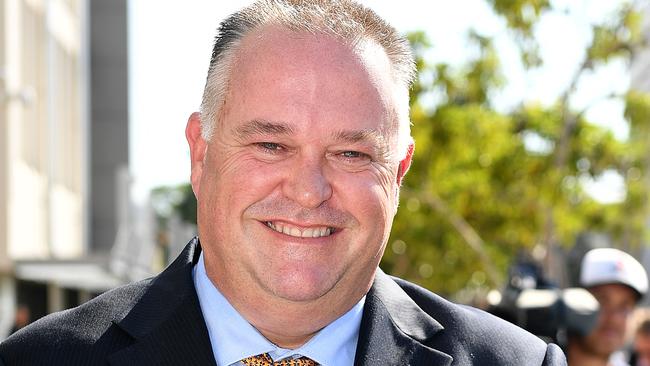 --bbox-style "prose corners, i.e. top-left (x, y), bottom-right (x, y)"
top-left (0, 1), bottom-right (566, 365)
